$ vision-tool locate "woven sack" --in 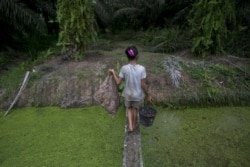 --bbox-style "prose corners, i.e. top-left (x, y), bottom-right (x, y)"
top-left (94, 75), bottom-right (119, 116)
